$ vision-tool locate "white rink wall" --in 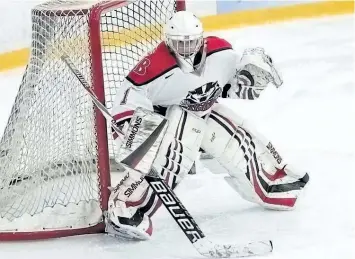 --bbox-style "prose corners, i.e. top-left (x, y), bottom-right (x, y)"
top-left (0, 0), bottom-right (319, 54)
top-left (0, 0), bottom-right (45, 52)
